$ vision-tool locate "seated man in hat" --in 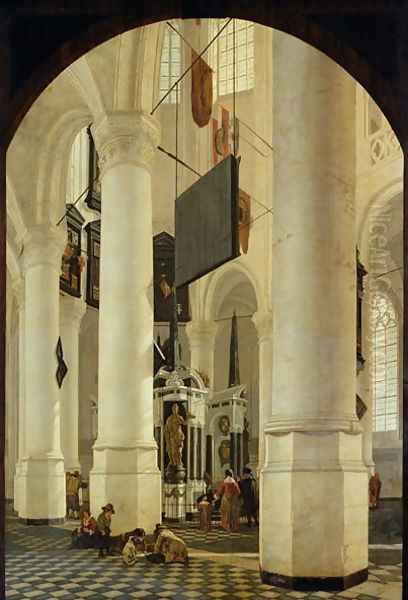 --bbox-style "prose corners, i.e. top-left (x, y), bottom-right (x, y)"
top-left (96, 503), bottom-right (115, 558)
